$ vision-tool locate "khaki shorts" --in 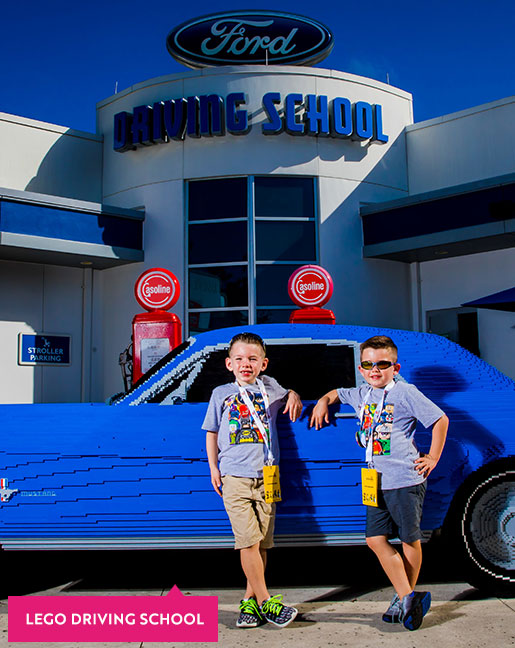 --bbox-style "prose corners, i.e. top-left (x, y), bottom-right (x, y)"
top-left (221, 475), bottom-right (276, 550)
